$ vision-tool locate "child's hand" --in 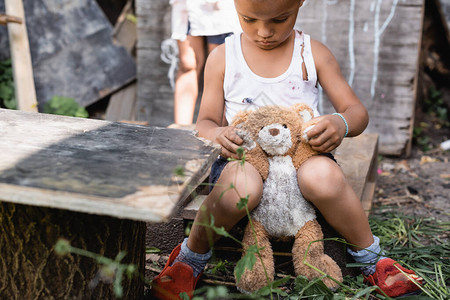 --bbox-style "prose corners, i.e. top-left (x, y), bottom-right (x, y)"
top-left (214, 126), bottom-right (244, 159)
top-left (305, 114), bottom-right (347, 153)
